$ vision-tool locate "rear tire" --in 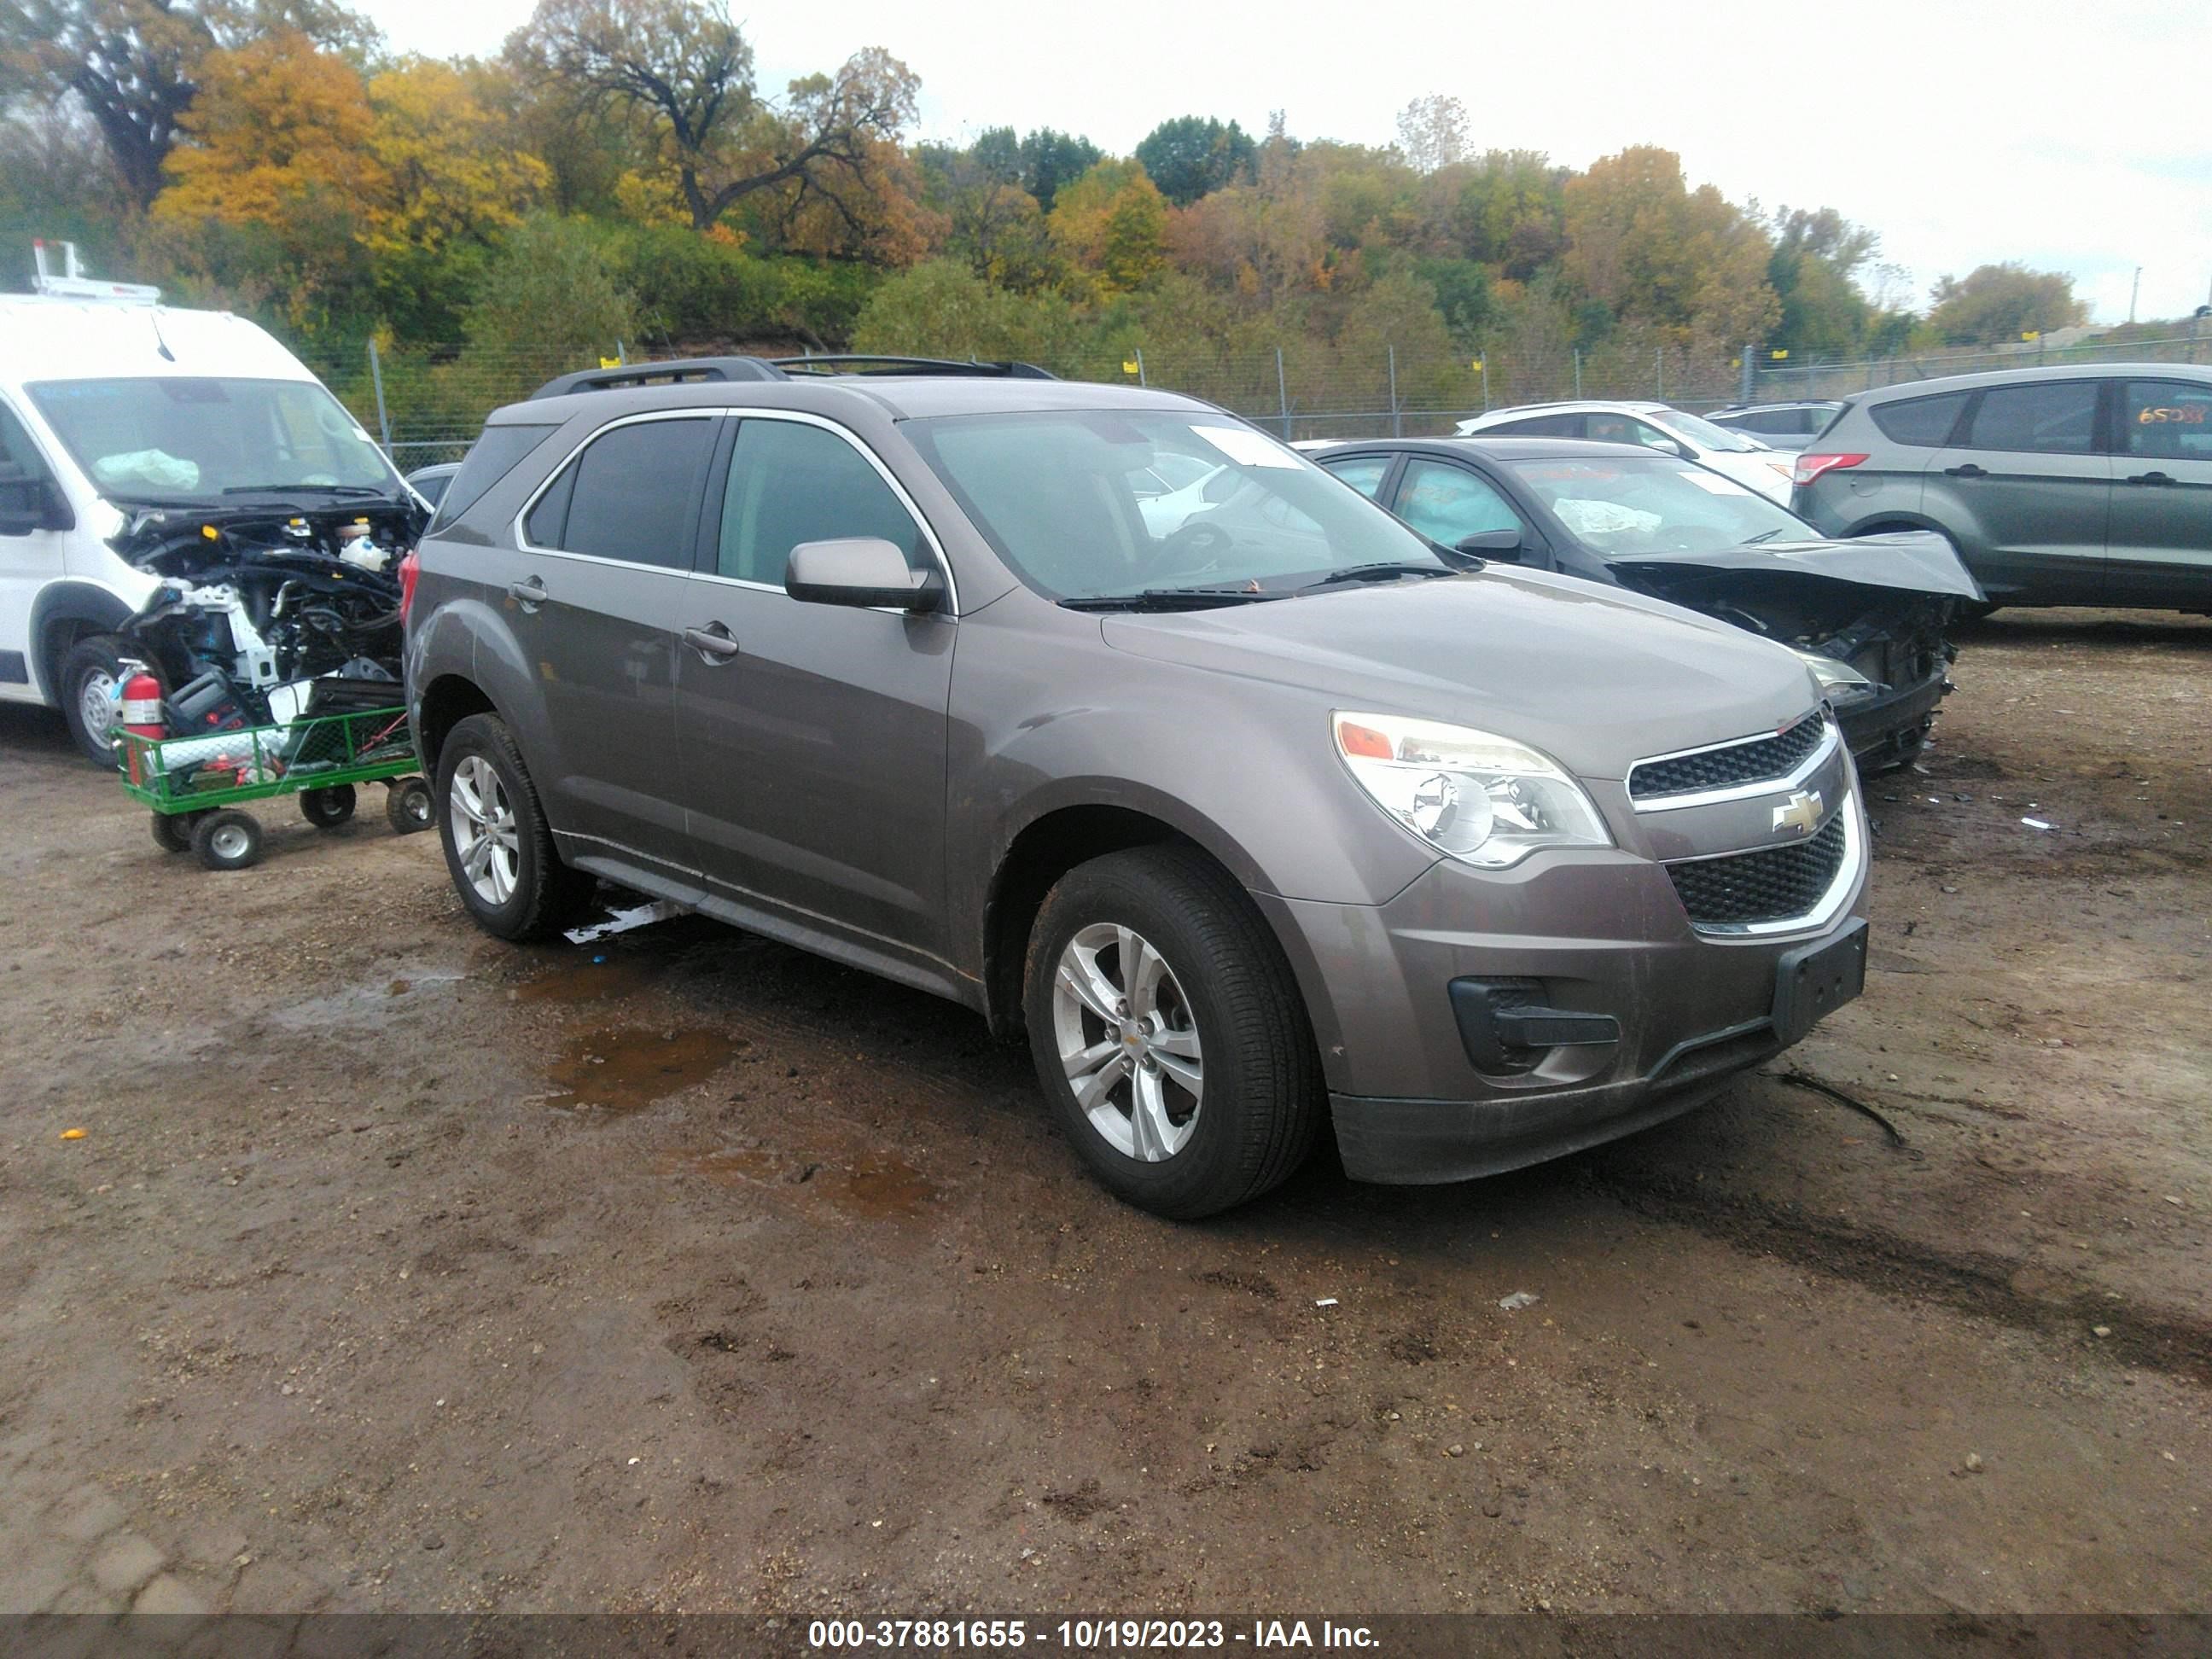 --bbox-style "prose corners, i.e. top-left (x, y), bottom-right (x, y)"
top-left (151, 812), bottom-right (195, 854)
top-left (434, 713), bottom-right (595, 941)
top-left (385, 777), bottom-right (434, 834)
top-left (191, 809), bottom-right (263, 872)
top-left (300, 783), bottom-right (357, 827)
top-left (57, 635), bottom-right (129, 769)
top-left (1022, 845), bottom-right (1323, 1219)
